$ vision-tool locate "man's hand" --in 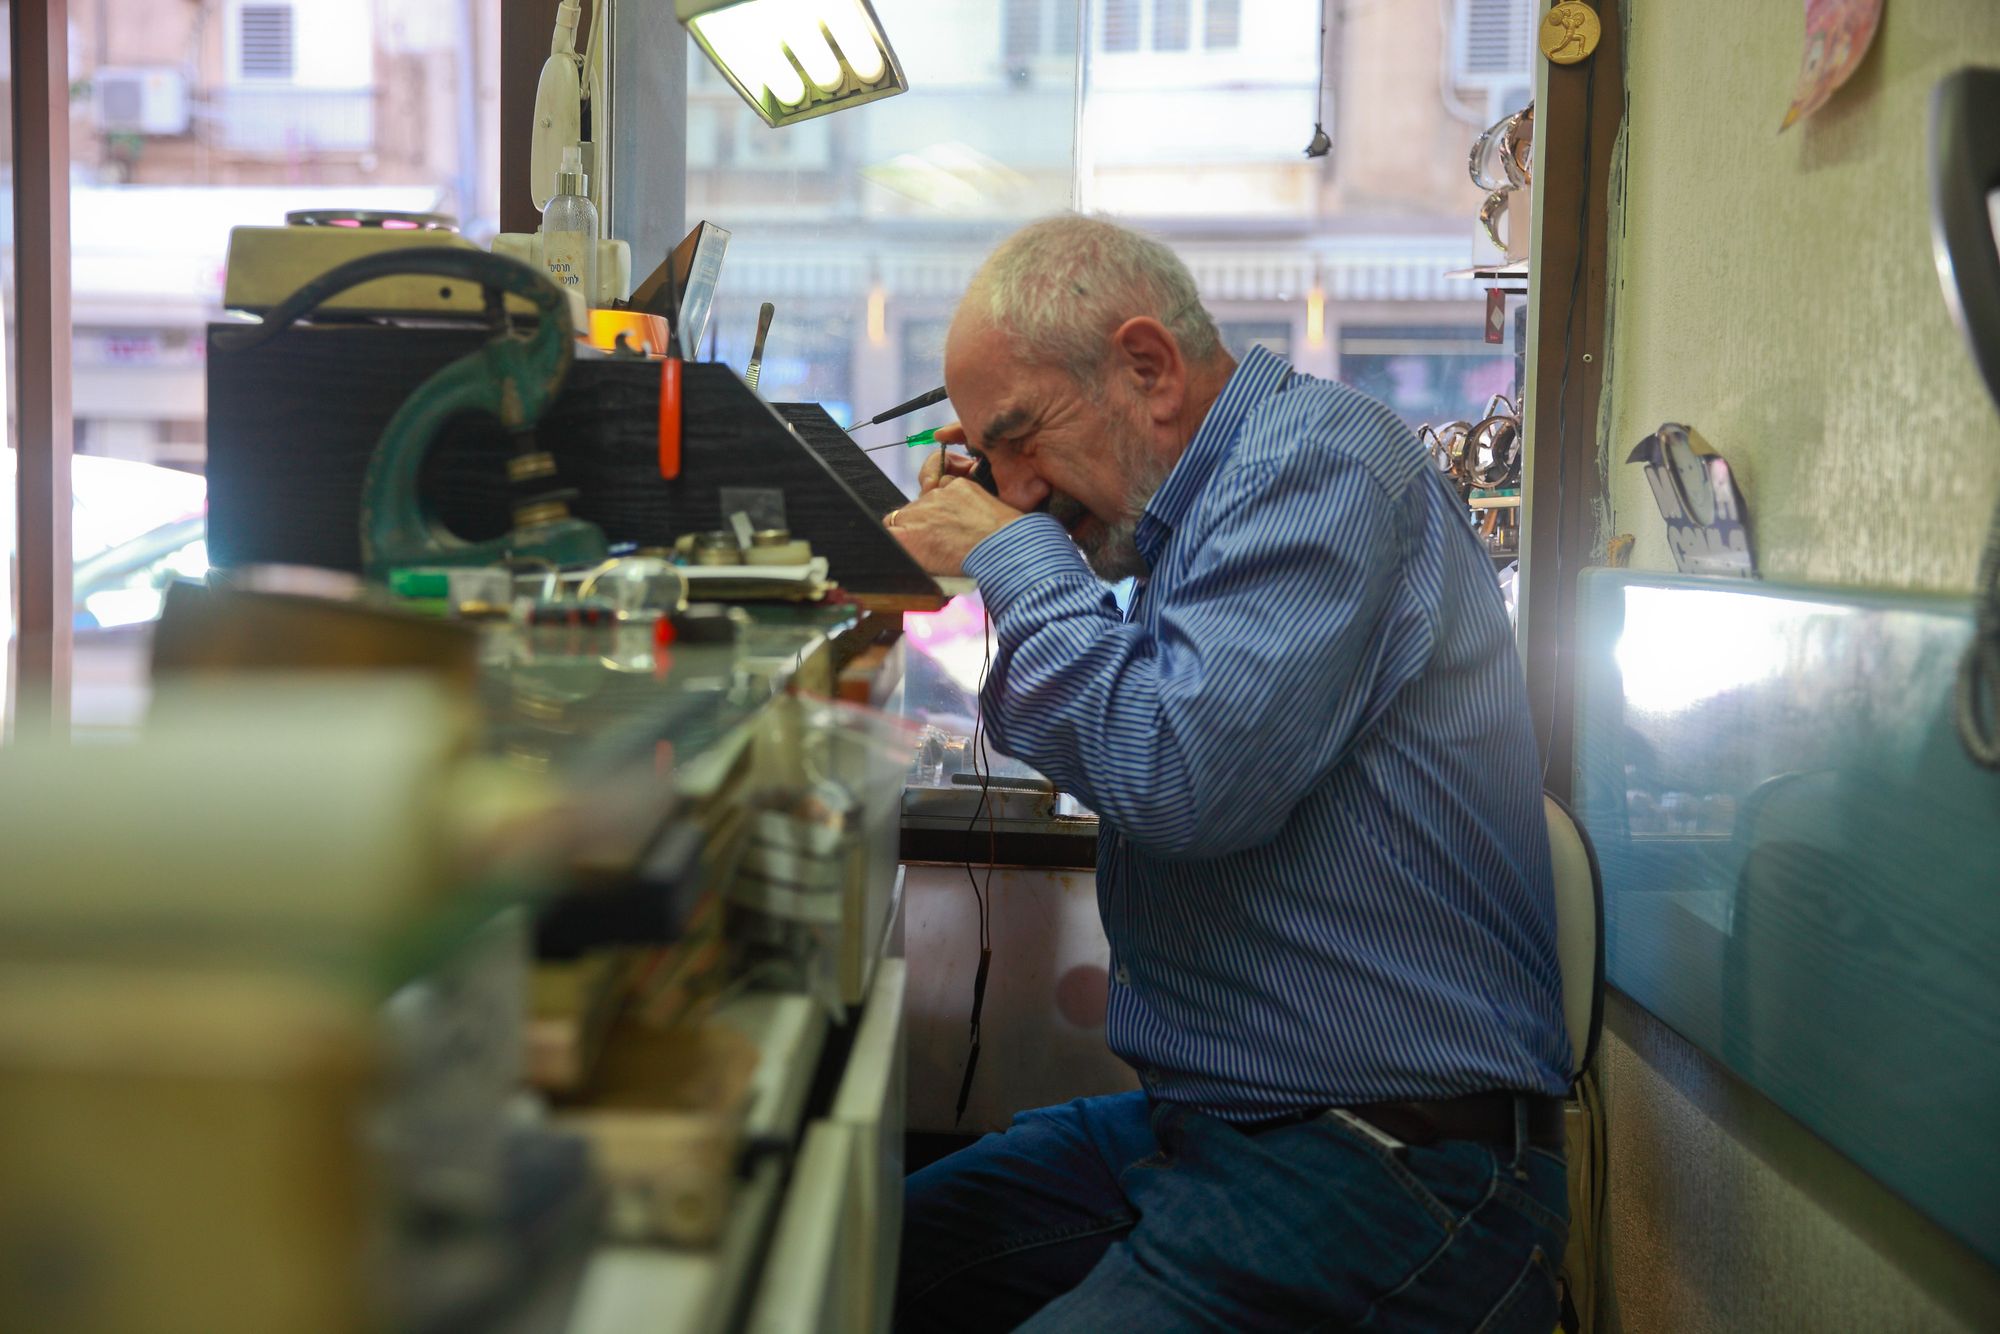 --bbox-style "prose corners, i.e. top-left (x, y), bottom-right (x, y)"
top-left (917, 422), bottom-right (982, 494)
top-left (888, 472), bottom-right (1023, 576)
